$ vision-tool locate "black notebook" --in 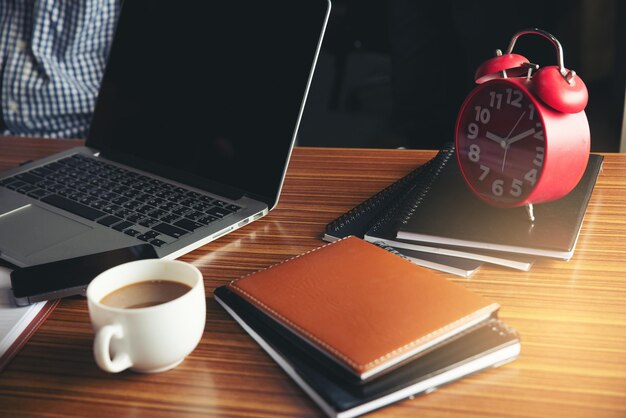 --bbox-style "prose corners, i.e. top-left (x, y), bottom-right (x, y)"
top-left (214, 286), bottom-right (520, 418)
top-left (386, 245), bottom-right (482, 278)
top-left (394, 152), bottom-right (604, 260)
top-left (323, 146), bottom-right (537, 272)
top-left (361, 149), bottom-right (533, 271)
